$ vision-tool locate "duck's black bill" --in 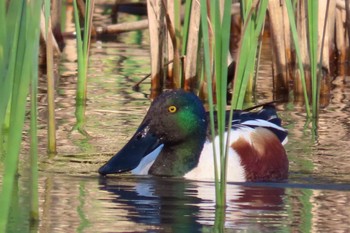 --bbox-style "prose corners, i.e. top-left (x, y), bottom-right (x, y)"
top-left (98, 122), bottom-right (161, 176)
